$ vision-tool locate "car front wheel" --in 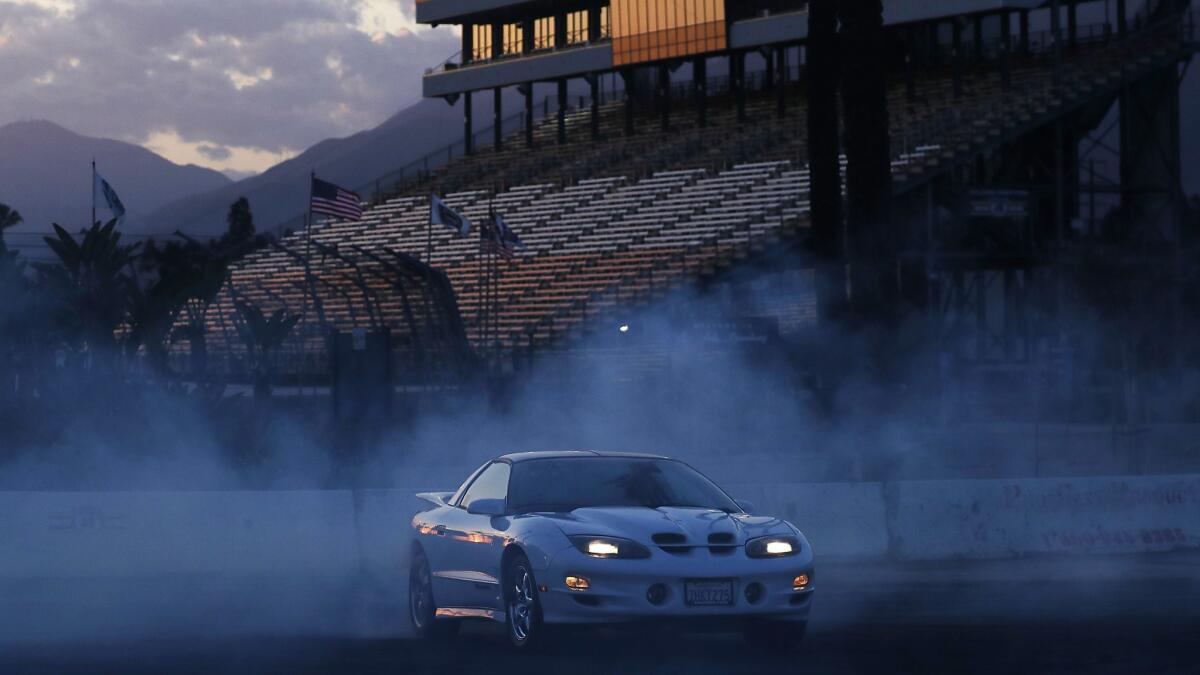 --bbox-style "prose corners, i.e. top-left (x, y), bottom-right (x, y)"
top-left (505, 553), bottom-right (545, 649)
